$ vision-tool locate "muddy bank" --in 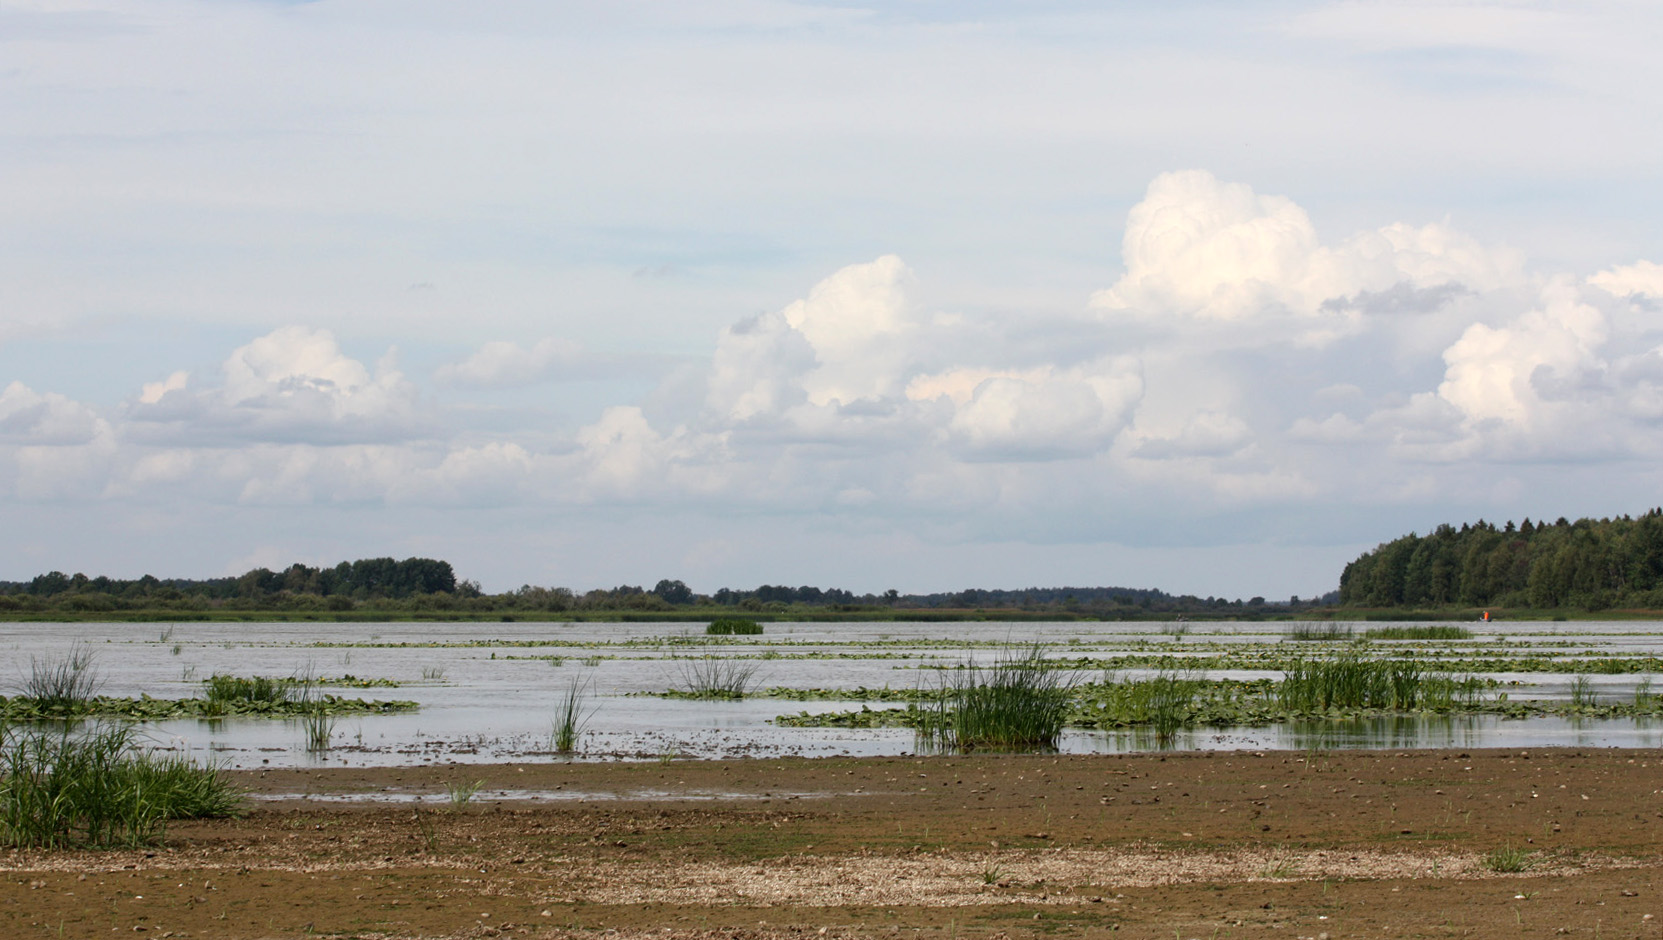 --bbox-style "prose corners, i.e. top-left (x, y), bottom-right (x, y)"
top-left (3, 748), bottom-right (1661, 938)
